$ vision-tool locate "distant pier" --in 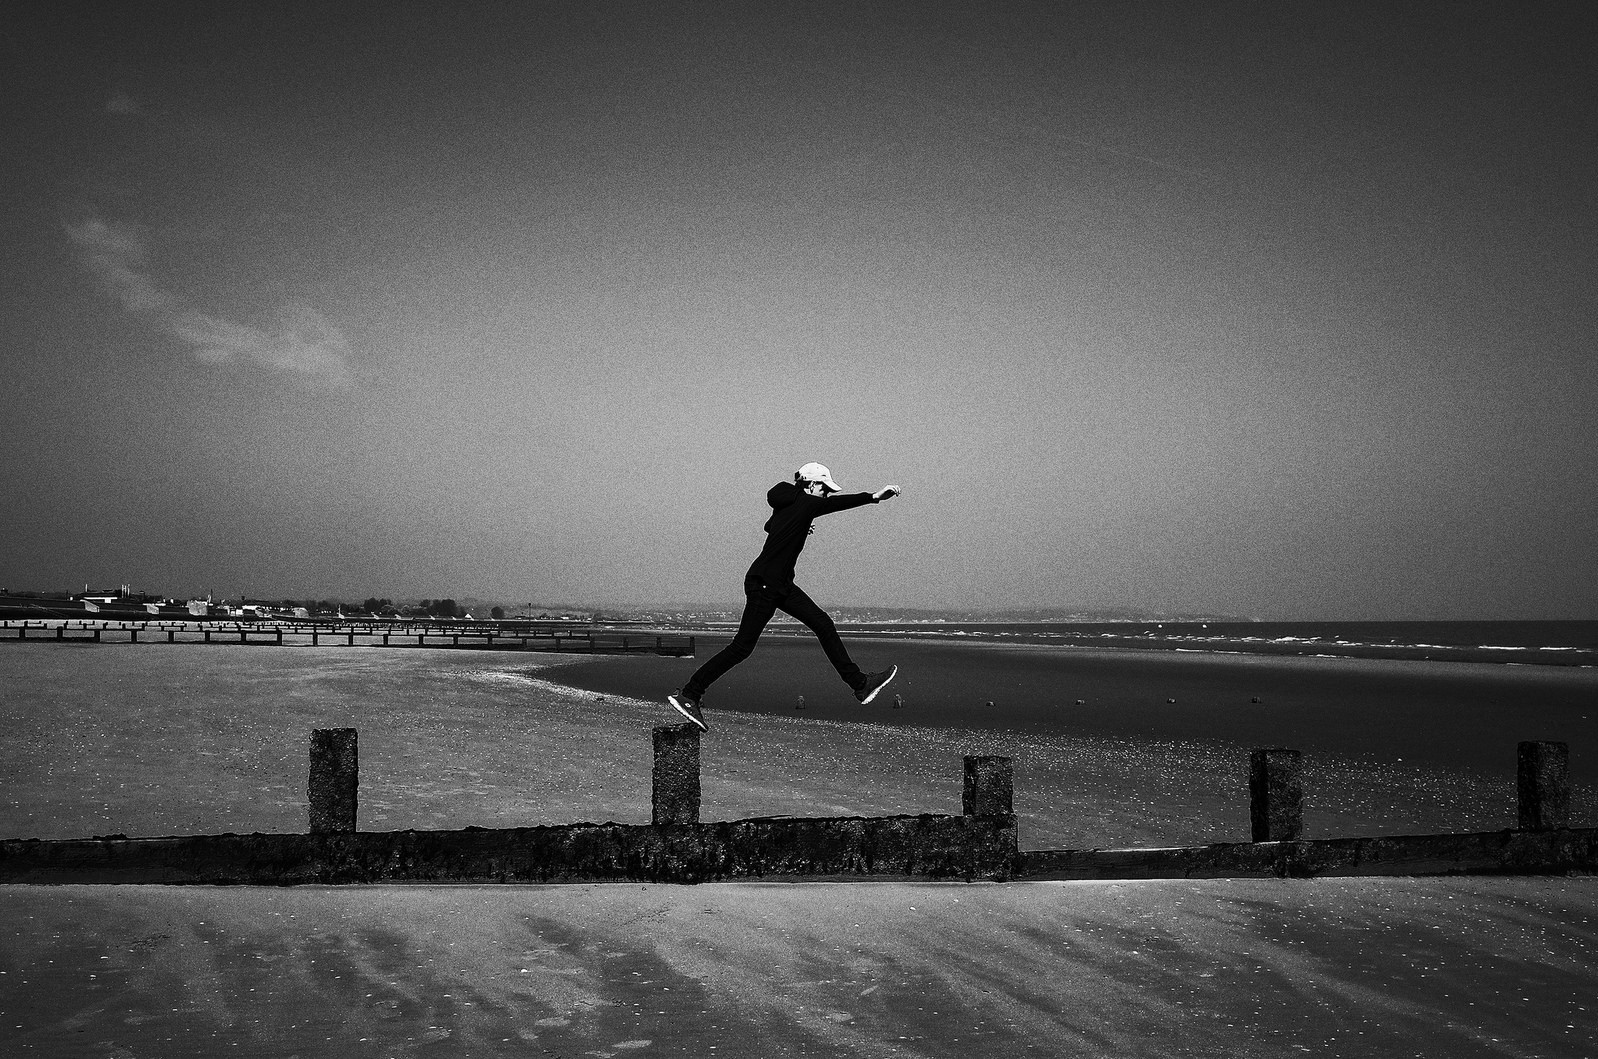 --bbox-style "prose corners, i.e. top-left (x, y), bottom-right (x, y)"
top-left (0, 618), bottom-right (695, 657)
